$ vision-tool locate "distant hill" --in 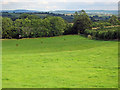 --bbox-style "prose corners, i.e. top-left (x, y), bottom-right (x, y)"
top-left (1, 9), bottom-right (39, 13)
top-left (49, 10), bottom-right (118, 15)
top-left (1, 9), bottom-right (118, 15)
